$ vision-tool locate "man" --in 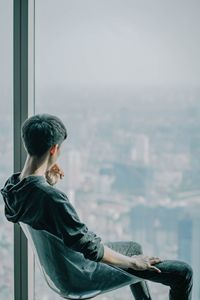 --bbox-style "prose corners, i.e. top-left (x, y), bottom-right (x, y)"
top-left (1, 114), bottom-right (193, 300)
